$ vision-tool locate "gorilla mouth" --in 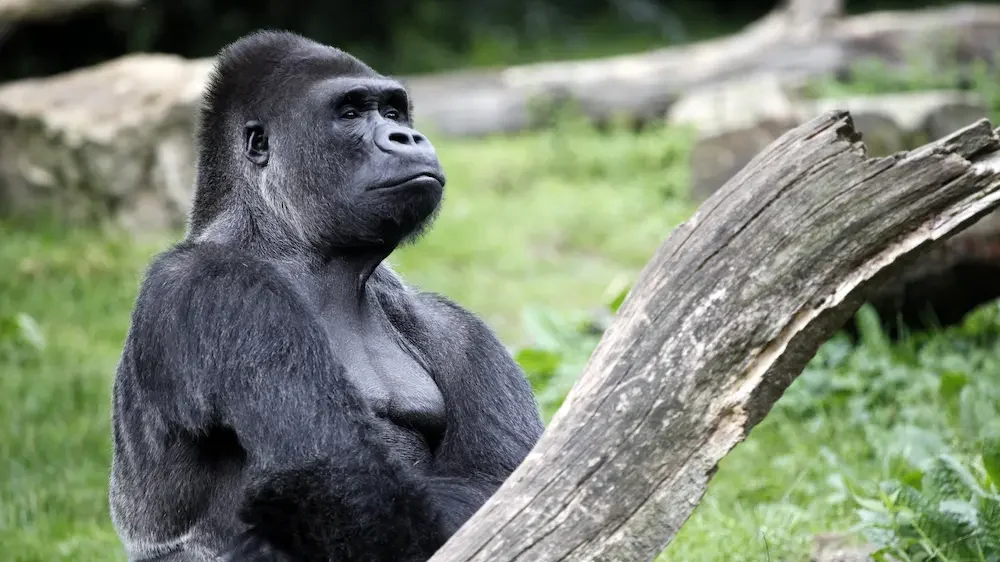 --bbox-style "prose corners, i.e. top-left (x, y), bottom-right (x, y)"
top-left (369, 173), bottom-right (444, 192)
